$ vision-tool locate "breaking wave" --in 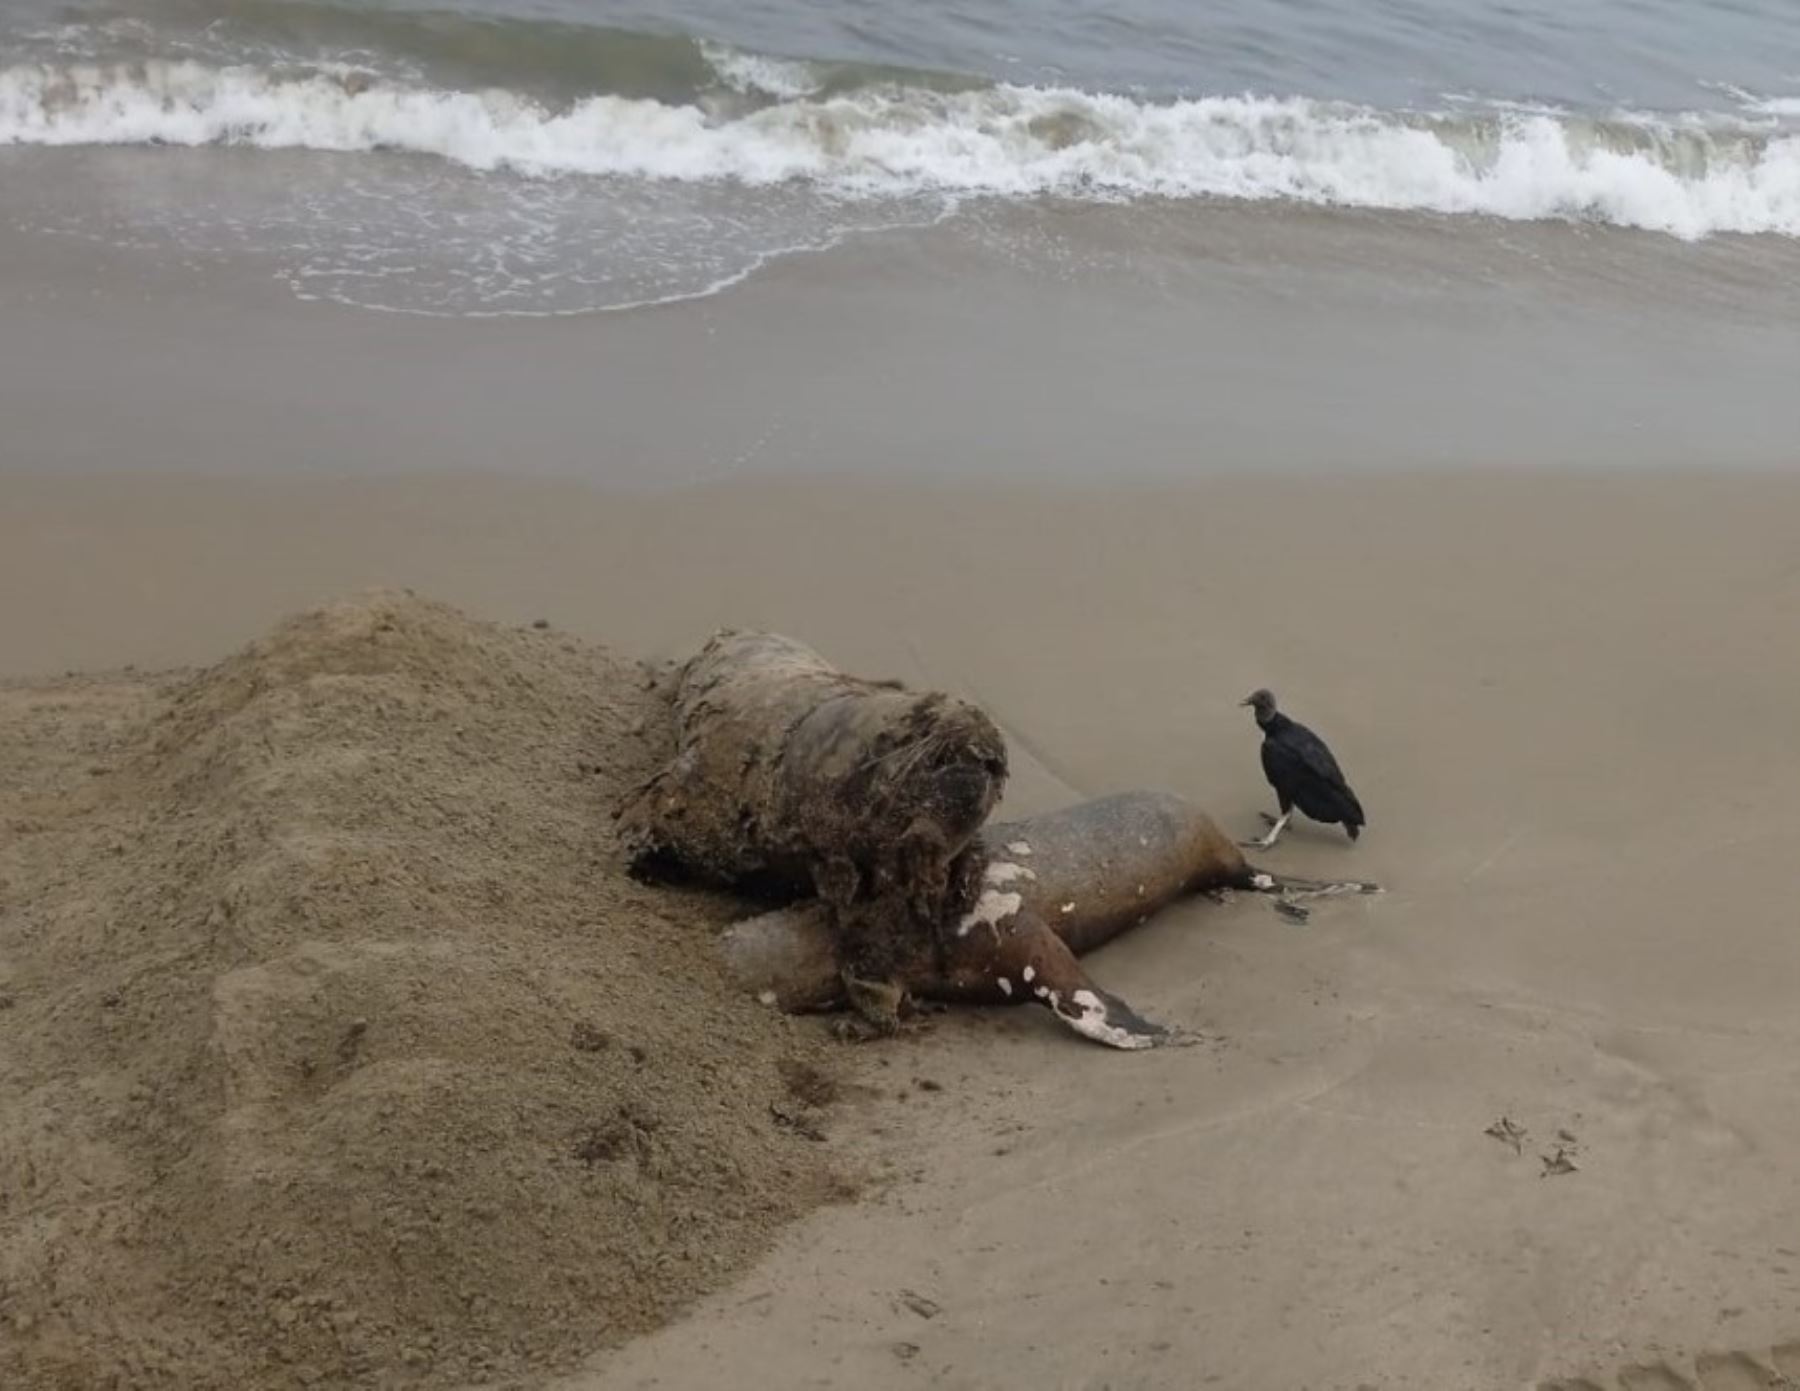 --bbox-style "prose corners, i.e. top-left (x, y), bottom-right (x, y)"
top-left (4, 56), bottom-right (1799, 239)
